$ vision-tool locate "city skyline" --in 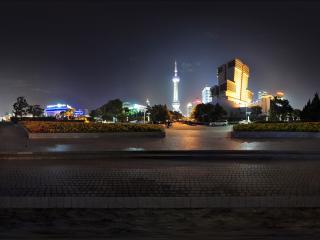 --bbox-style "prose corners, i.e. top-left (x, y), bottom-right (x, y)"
top-left (1, 0), bottom-right (320, 115)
